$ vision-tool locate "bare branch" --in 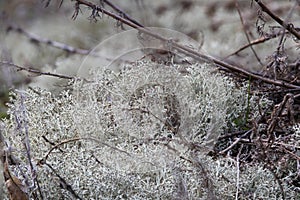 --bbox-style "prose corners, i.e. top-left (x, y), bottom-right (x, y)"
top-left (102, 0), bottom-right (145, 28)
top-left (254, 0), bottom-right (300, 40)
top-left (39, 137), bottom-right (130, 164)
top-left (72, 0), bottom-right (300, 89)
top-left (7, 25), bottom-right (93, 56)
top-left (223, 35), bottom-right (274, 59)
top-left (0, 61), bottom-right (76, 80)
